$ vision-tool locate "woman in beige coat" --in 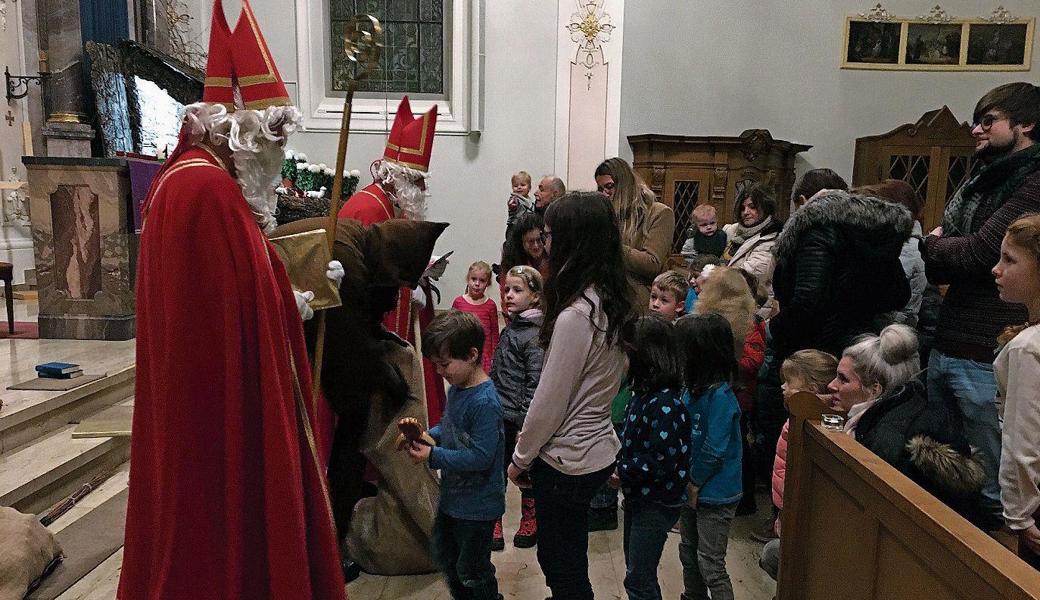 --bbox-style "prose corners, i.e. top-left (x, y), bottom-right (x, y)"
top-left (595, 158), bottom-right (675, 310)
top-left (723, 183), bottom-right (783, 310)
